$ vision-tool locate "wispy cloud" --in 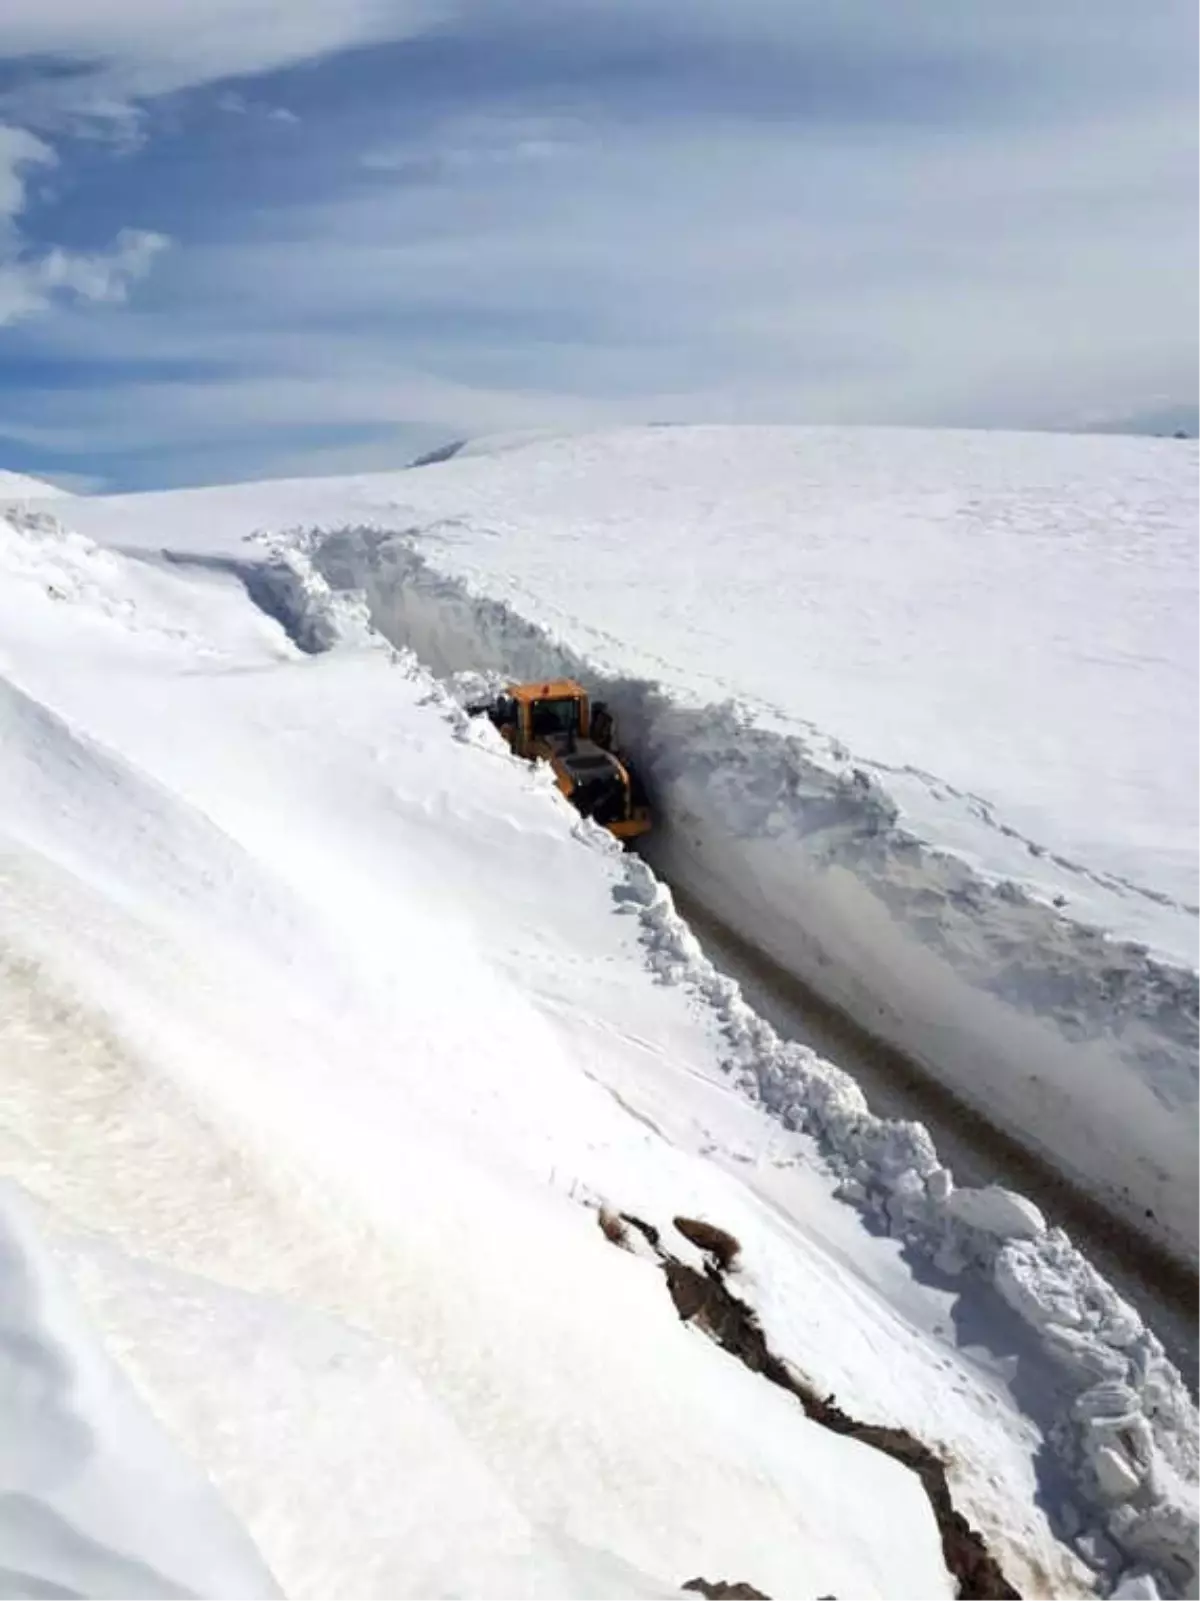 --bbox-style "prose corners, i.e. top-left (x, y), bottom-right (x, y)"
top-left (0, 0), bottom-right (1195, 488)
top-left (0, 0), bottom-right (439, 127)
top-left (0, 121), bottom-right (168, 323)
